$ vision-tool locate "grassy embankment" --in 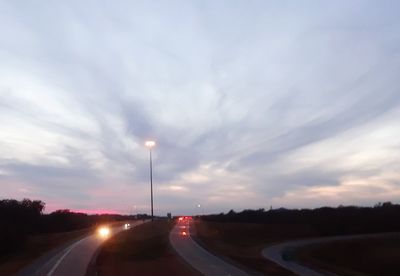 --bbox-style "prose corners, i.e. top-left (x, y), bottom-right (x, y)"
top-left (0, 227), bottom-right (92, 275)
top-left (296, 235), bottom-right (400, 276)
top-left (0, 220), bottom-right (129, 275)
top-left (194, 220), bottom-right (318, 275)
top-left (94, 219), bottom-right (200, 276)
top-left (196, 220), bottom-right (400, 276)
